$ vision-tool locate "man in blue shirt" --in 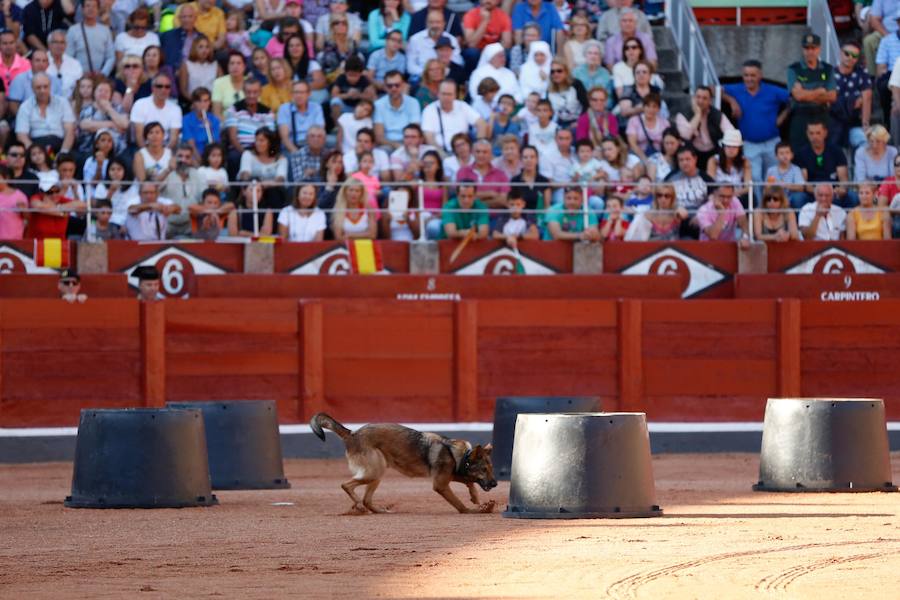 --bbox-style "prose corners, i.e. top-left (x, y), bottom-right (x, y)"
top-left (511, 0), bottom-right (565, 52)
top-left (723, 59), bottom-right (790, 192)
top-left (277, 80), bottom-right (325, 153)
top-left (373, 70), bottom-right (421, 151)
top-left (864, 0), bottom-right (900, 75)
